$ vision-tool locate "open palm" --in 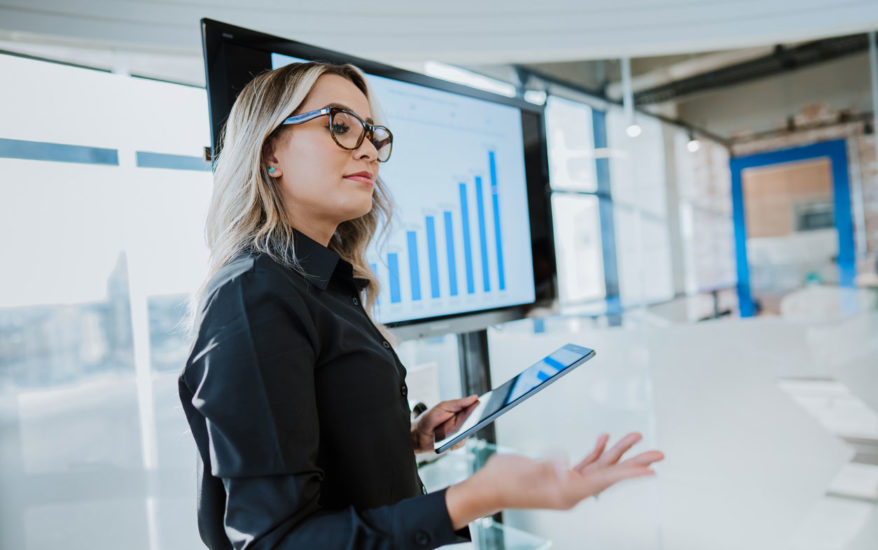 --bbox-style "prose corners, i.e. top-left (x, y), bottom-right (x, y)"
top-left (479, 432), bottom-right (663, 510)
